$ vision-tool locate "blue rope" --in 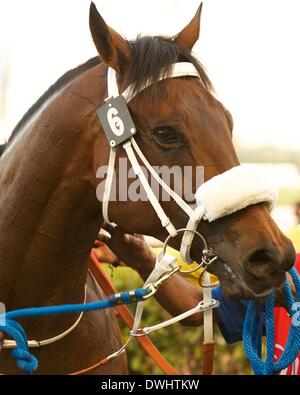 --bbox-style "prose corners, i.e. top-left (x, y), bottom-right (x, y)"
top-left (0, 320), bottom-right (38, 375)
top-left (0, 287), bottom-right (149, 375)
top-left (243, 268), bottom-right (300, 375)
